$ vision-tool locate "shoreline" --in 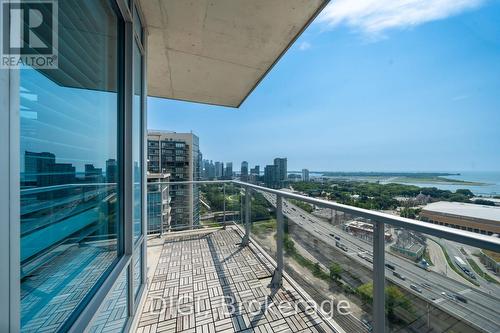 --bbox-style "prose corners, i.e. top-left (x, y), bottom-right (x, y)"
top-left (389, 176), bottom-right (488, 186)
